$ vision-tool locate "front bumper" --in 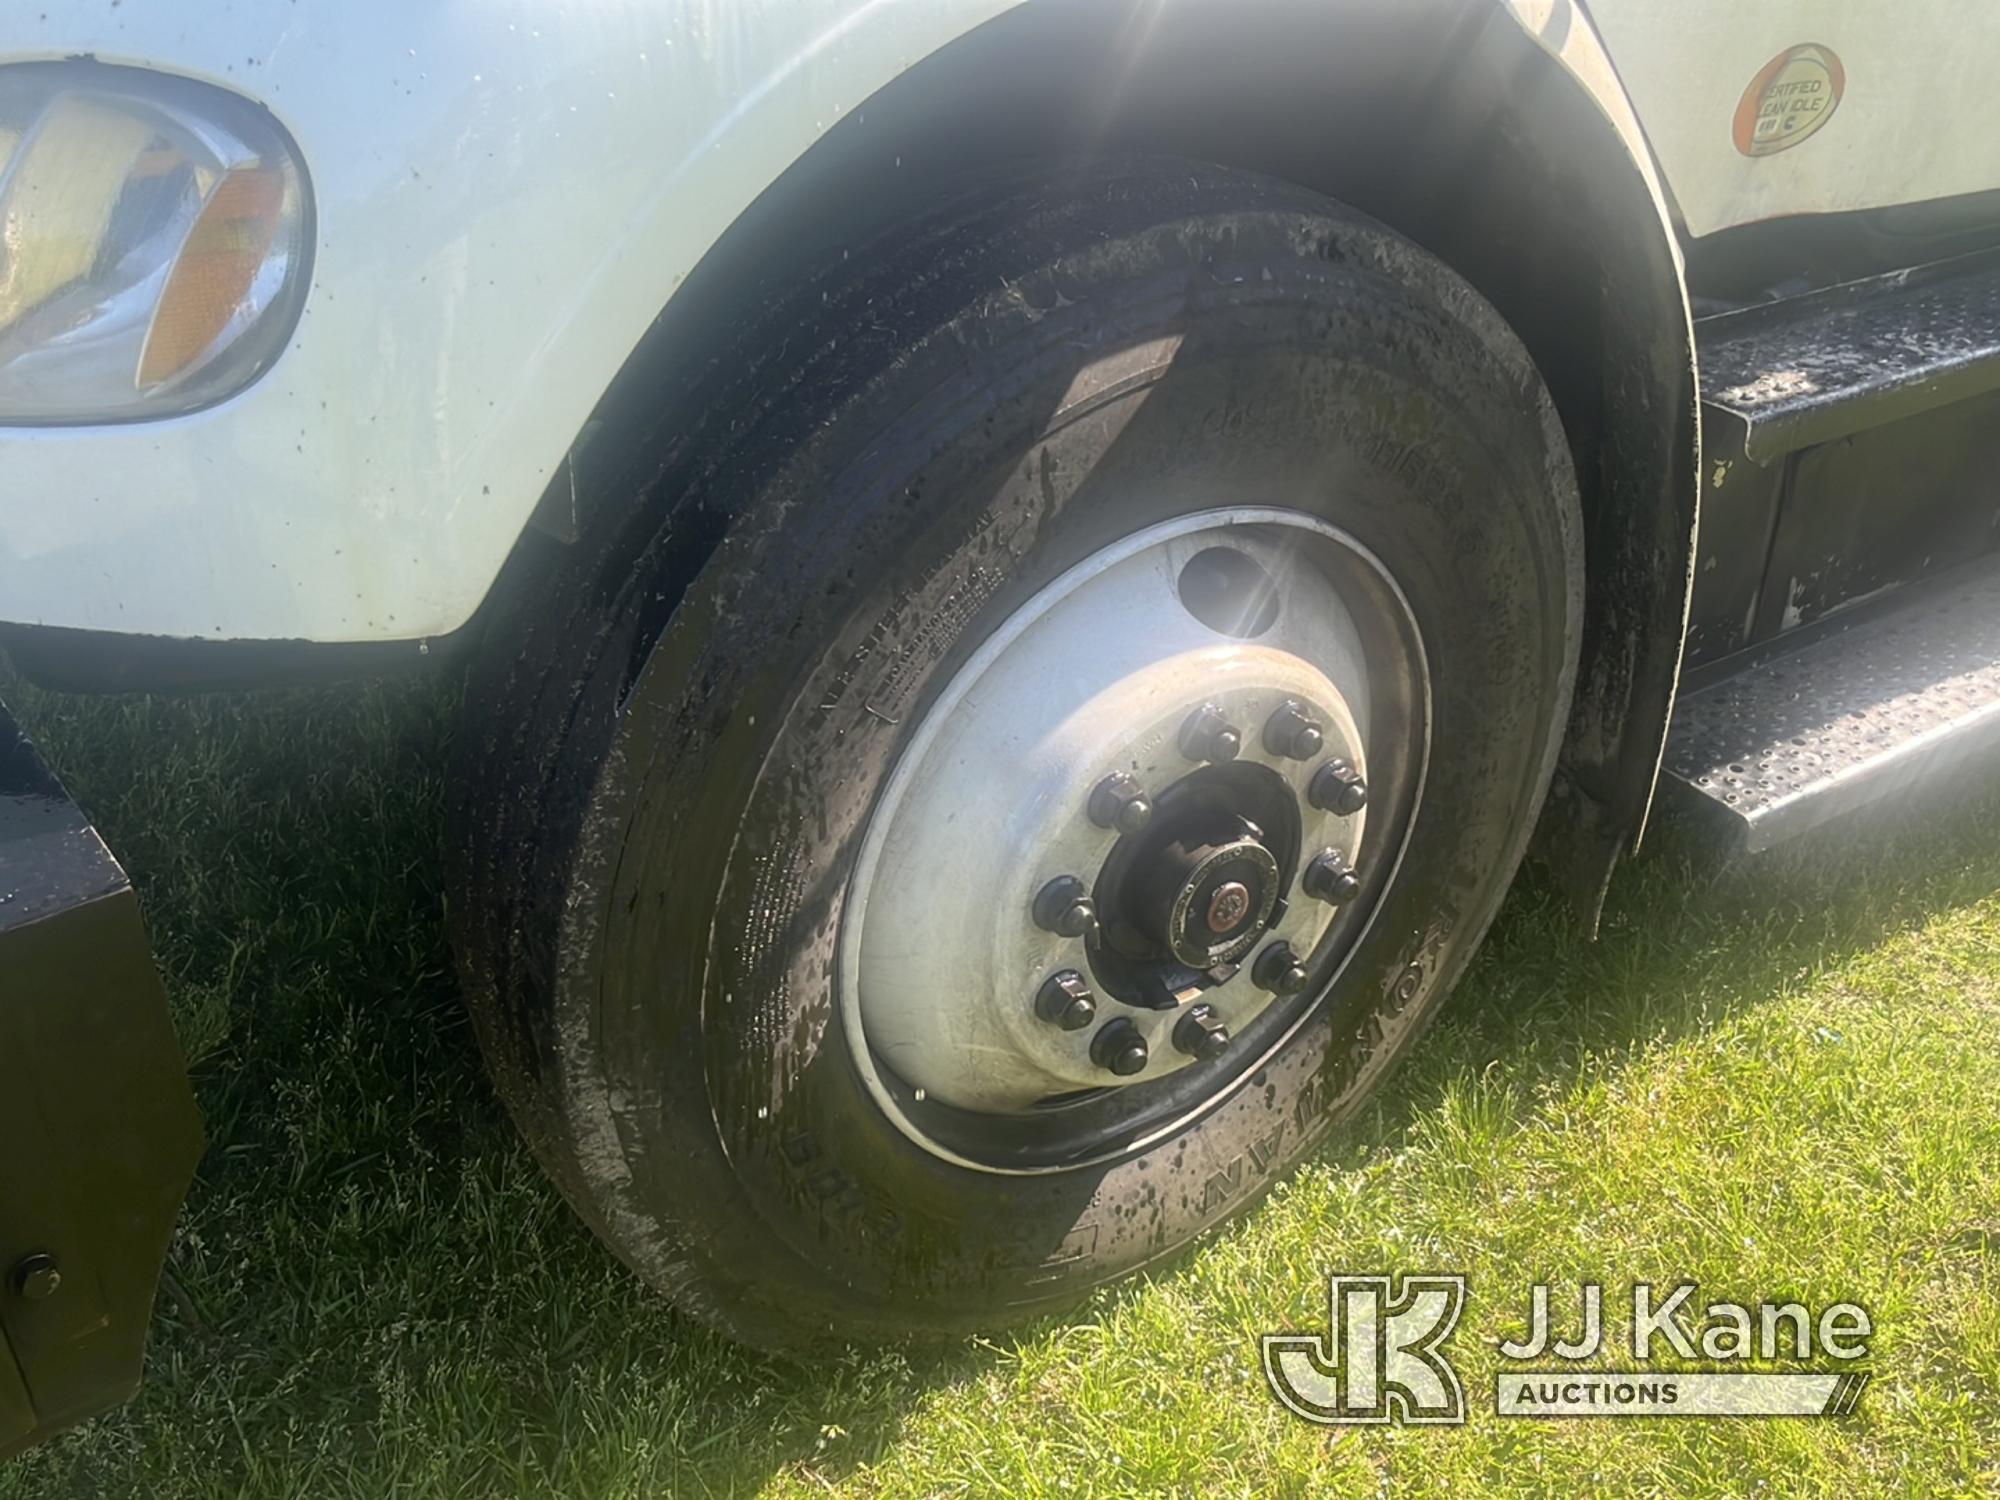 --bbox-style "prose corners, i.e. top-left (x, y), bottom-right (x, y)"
top-left (0, 703), bottom-right (200, 1460)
